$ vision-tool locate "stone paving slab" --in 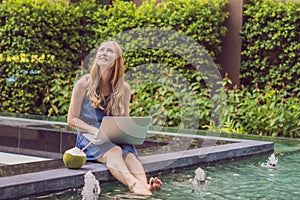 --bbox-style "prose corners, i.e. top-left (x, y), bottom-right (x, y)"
top-left (0, 152), bottom-right (50, 165)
